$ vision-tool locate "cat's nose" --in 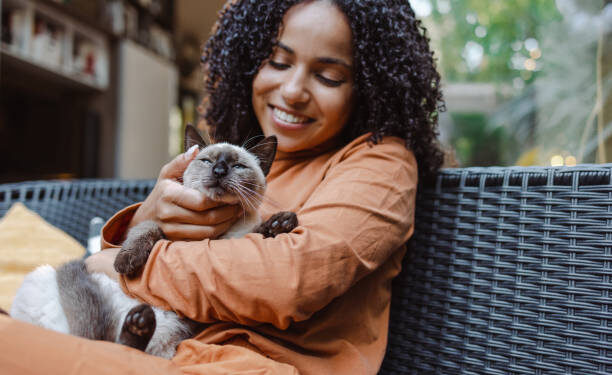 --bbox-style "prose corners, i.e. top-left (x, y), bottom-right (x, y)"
top-left (213, 161), bottom-right (229, 178)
